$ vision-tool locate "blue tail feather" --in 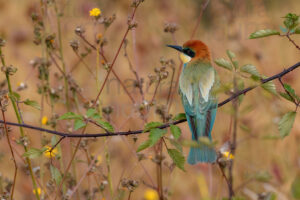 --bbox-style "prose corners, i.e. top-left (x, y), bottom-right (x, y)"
top-left (186, 105), bottom-right (217, 164)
